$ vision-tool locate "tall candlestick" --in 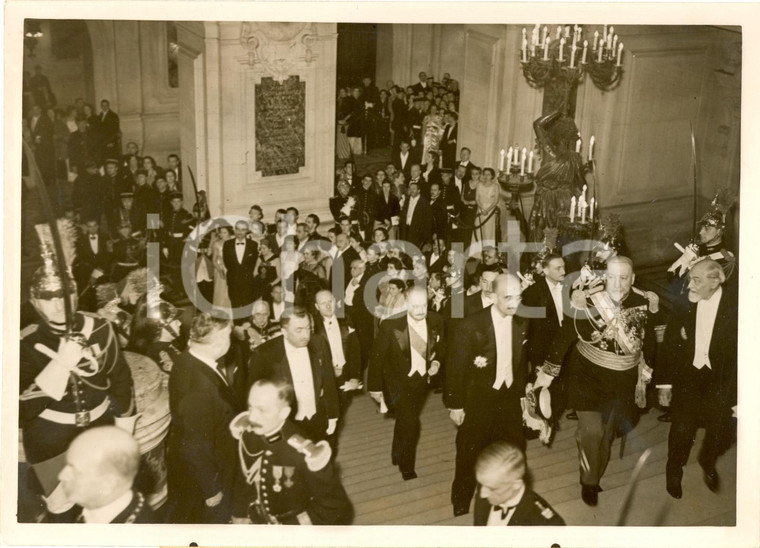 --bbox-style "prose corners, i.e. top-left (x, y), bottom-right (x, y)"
top-left (499, 149), bottom-right (506, 172)
top-left (593, 30), bottom-right (599, 50)
top-left (570, 43), bottom-right (577, 68)
top-left (575, 138), bottom-right (582, 153)
top-left (544, 37), bottom-right (550, 60)
top-left (598, 41), bottom-right (604, 62)
top-left (542, 26), bottom-right (548, 45)
top-left (531, 39), bottom-right (536, 57)
top-left (581, 203), bottom-right (587, 224)
top-left (582, 39), bottom-right (588, 63)
top-left (589, 135), bottom-right (595, 161)
top-left (617, 43), bottom-right (624, 66)
top-left (612, 34), bottom-right (619, 52)
top-left (570, 196), bottom-right (576, 223)
top-left (507, 147), bottom-right (513, 169)
top-left (522, 28), bottom-right (527, 41)
top-left (589, 197), bottom-right (595, 221)
top-left (528, 151), bottom-right (534, 173)
top-left (559, 38), bottom-right (565, 62)
top-left (522, 38), bottom-right (528, 62)
top-left (603, 24), bottom-right (608, 41)
top-left (513, 144), bottom-right (520, 165)
top-left (520, 147), bottom-right (527, 175)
